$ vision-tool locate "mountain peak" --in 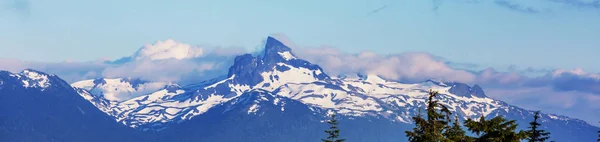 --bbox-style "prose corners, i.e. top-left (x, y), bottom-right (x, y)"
top-left (19, 69), bottom-right (56, 90)
top-left (227, 36), bottom-right (328, 86)
top-left (0, 69), bottom-right (71, 92)
top-left (446, 82), bottom-right (487, 98)
top-left (262, 36), bottom-right (297, 62)
top-left (264, 36), bottom-right (292, 53)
